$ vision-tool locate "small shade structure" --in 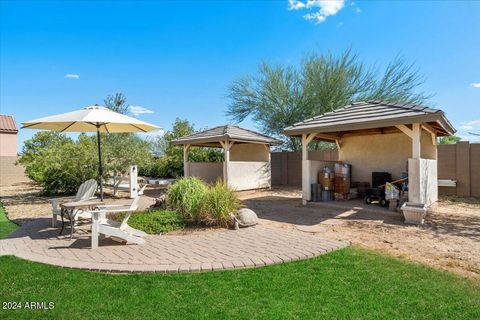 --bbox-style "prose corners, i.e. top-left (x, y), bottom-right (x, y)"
top-left (22, 105), bottom-right (160, 199)
top-left (172, 125), bottom-right (281, 191)
top-left (284, 100), bottom-right (456, 206)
